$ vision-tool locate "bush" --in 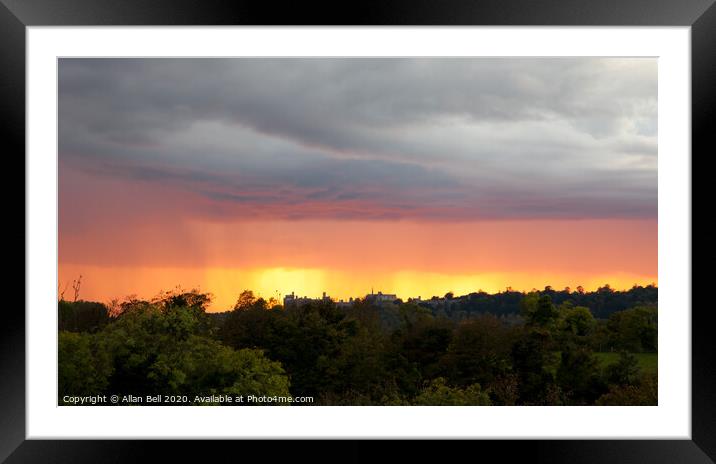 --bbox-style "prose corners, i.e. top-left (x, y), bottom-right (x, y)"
top-left (596, 375), bottom-right (657, 405)
top-left (58, 300), bottom-right (110, 333)
top-left (413, 377), bottom-right (491, 406)
top-left (58, 331), bottom-right (113, 401)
